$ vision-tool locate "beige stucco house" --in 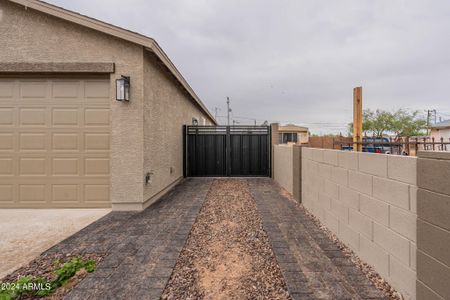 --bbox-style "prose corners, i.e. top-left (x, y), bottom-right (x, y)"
top-left (278, 124), bottom-right (309, 144)
top-left (430, 119), bottom-right (450, 141)
top-left (0, 0), bottom-right (216, 210)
